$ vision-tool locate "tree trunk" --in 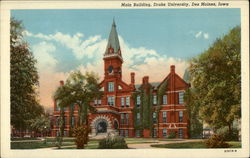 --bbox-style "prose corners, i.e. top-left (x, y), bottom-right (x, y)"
top-left (228, 123), bottom-right (232, 137)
